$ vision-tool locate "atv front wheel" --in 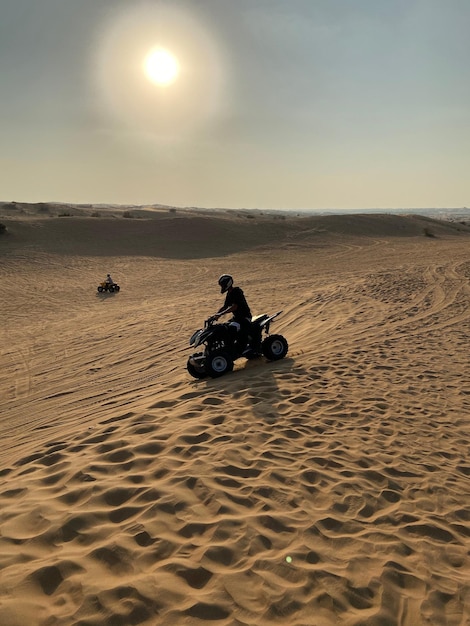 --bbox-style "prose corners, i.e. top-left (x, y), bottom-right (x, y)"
top-left (206, 350), bottom-right (234, 378)
top-left (187, 354), bottom-right (208, 379)
top-left (262, 334), bottom-right (288, 361)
